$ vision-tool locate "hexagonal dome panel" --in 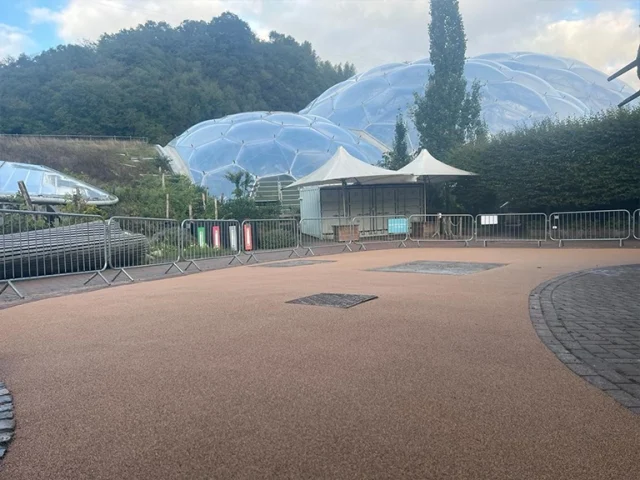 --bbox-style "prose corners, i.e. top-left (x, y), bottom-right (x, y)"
top-left (301, 52), bottom-right (634, 151)
top-left (165, 112), bottom-right (382, 197)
